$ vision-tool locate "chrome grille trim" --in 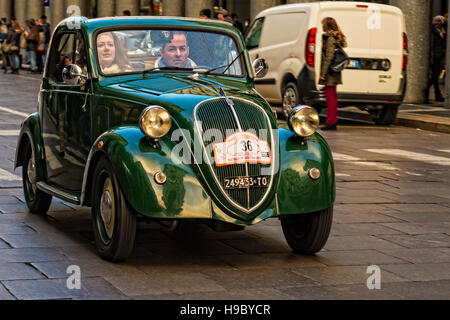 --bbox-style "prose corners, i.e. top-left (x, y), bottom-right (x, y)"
top-left (193, 96), bottom-right (276, 214)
